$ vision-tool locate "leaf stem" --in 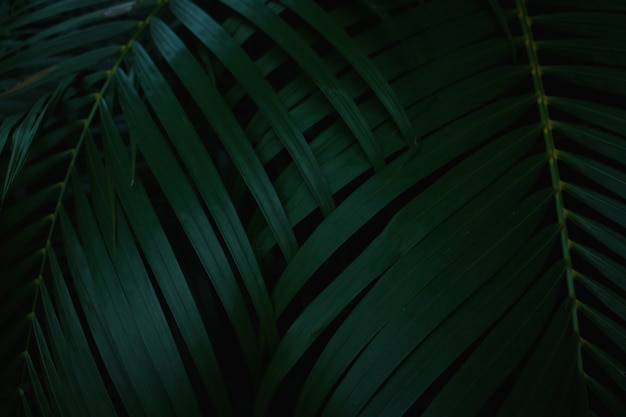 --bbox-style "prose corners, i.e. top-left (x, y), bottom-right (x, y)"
top-left (516, 0), bottom-right (583, 373)
top-left (18, 0), bottom-right (167, 406)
